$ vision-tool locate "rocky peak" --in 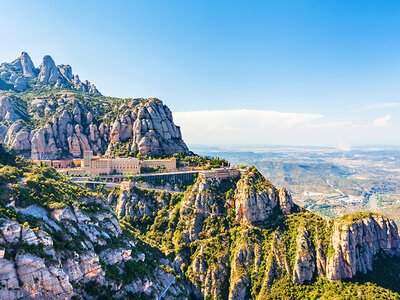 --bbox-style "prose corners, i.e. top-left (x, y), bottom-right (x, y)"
top-left (38, 55), bottom-right (63, 85)
top-left (11, 52), bottom-right (37, 78)
top-left (58, 64), bottom-right (73, 81)
top-left (1, 52), bottom-right (101, 95)
top-left (234, 167), bottom-right (296, 225)
top-left (107, 98), bottom-right (189, 156)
